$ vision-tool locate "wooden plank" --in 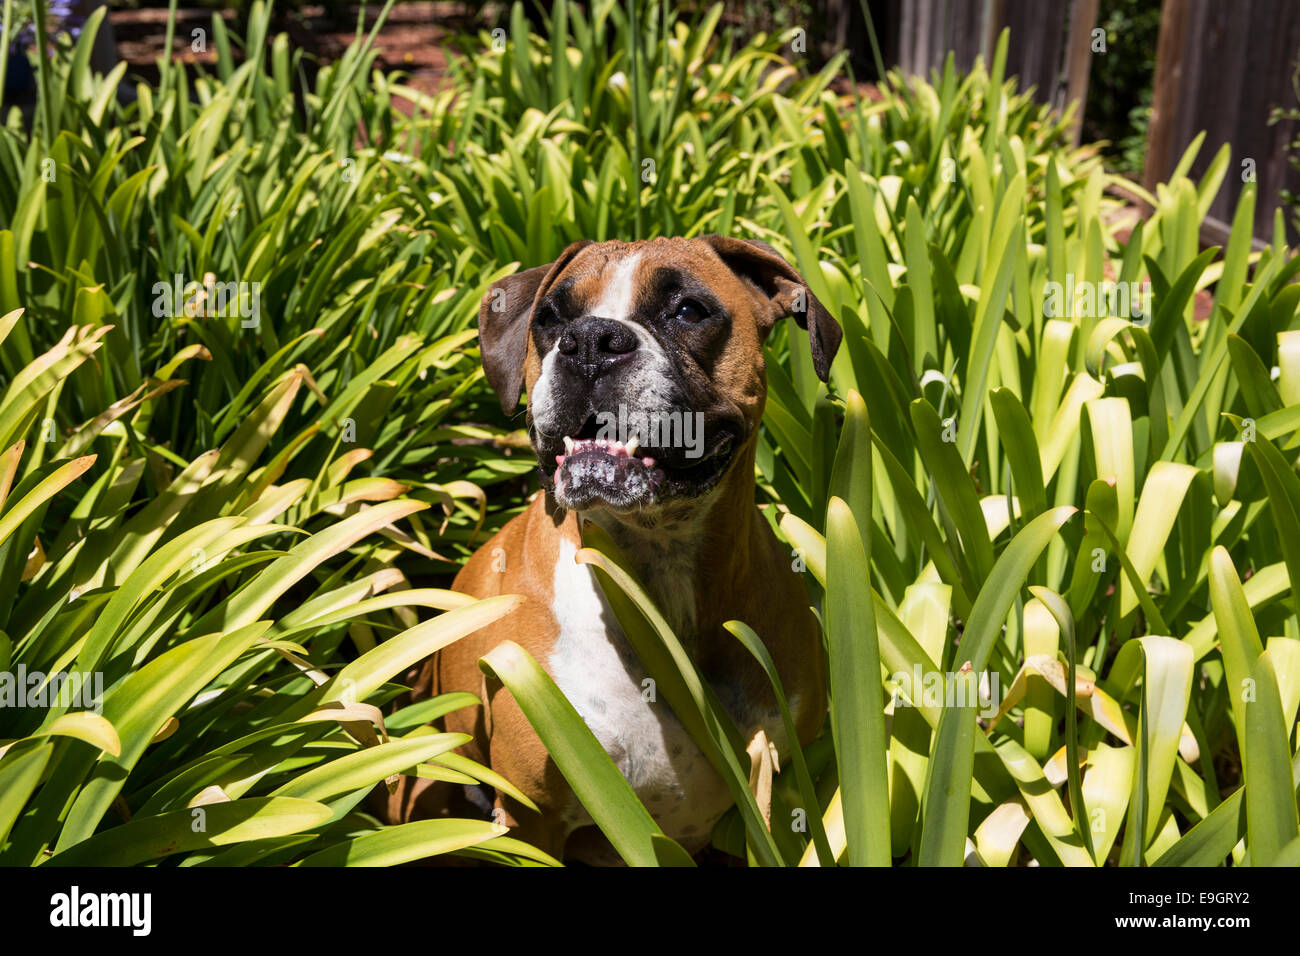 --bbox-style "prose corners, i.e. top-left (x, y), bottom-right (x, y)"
top-left (1063, 0), bottom-right (1099, 145)
top-left (1143, 0), bottom-right (1191, 196)
top-left (1233, 0), bottom-right (1300, 239)
top-left (890, 0), bottom-right (975, 78)
top-left (896, 0), bottom-right (1069, 83)
top-left (1144, 0), bottom-right (1300, 241)
top-left (948, 0), bottom-right (987, 73)
top-left (999, 0), bottom-right (1066, 103)
top-left (904, 0), bottom-right (925, 75)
